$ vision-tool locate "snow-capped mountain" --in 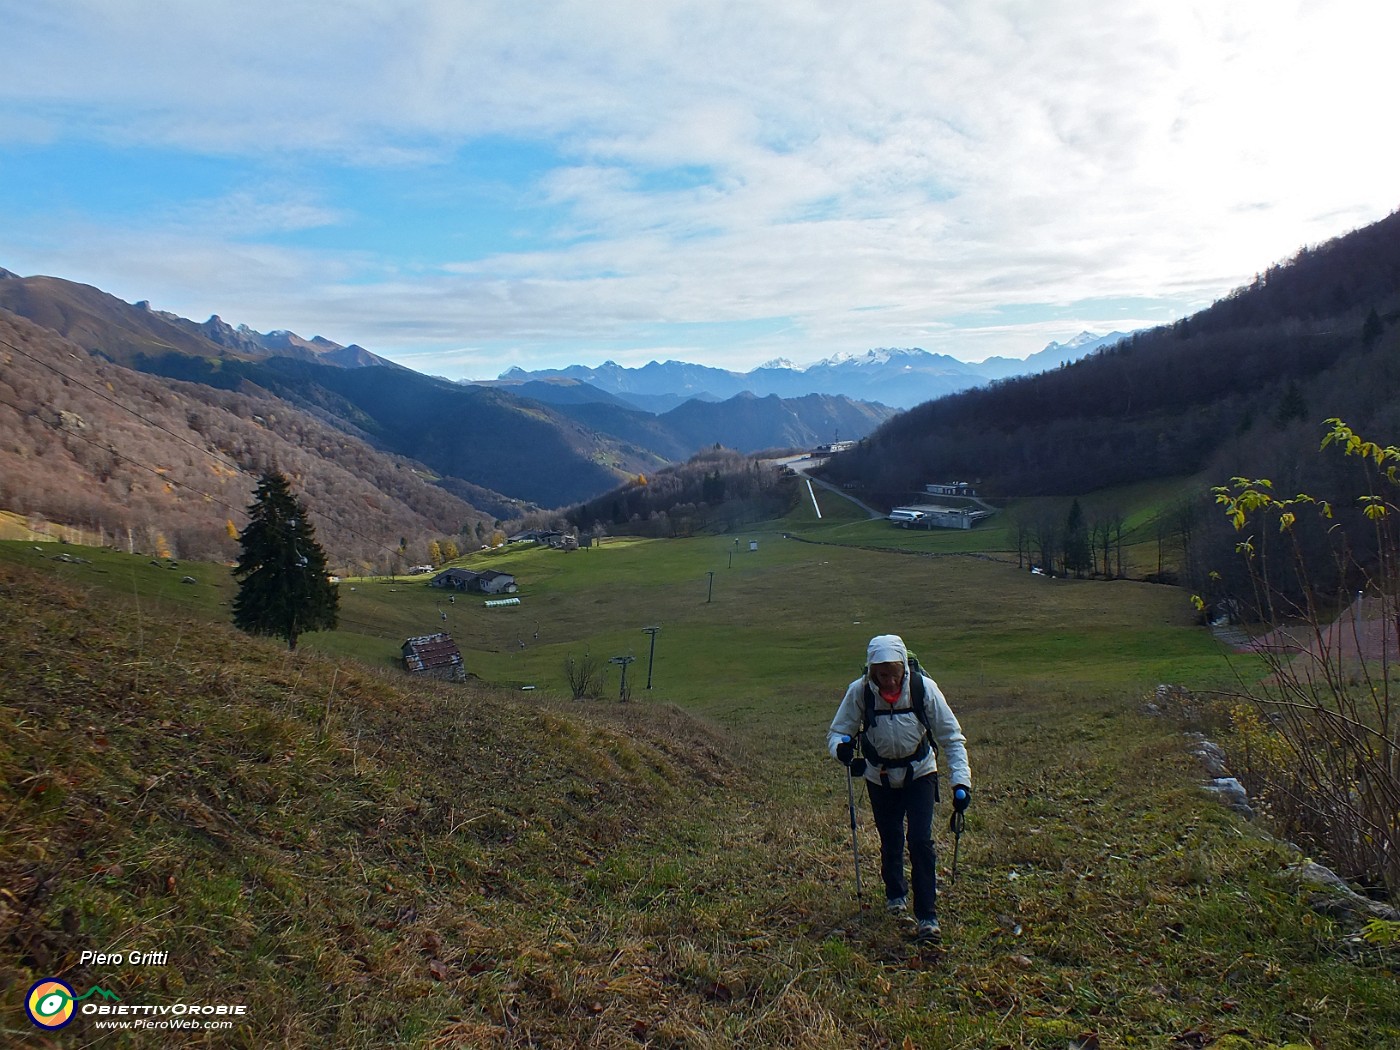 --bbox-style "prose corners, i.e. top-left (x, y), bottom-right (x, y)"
top-left (810, 347), bottom-right (940, 370)
top-left (971, 331), bottom-right (1130, 382)
top-left (492, 333), bottom-right (1130, 411)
